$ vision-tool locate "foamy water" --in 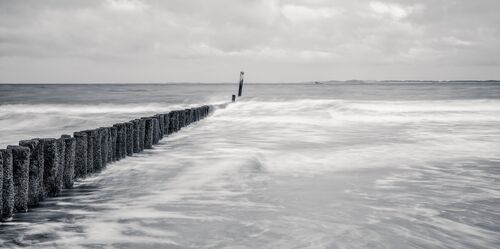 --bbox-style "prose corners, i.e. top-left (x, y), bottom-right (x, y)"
top-left (0, 83), bottom-right (499, 248)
